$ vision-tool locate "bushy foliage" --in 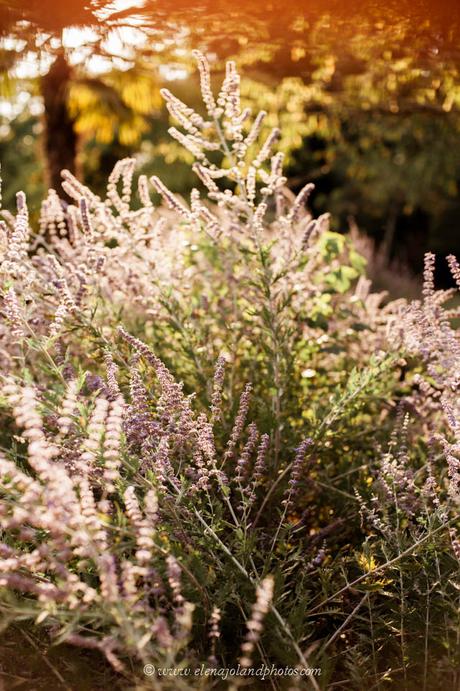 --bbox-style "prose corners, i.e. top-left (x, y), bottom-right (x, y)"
top-left (0, 53), bottom-right (459, 689)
